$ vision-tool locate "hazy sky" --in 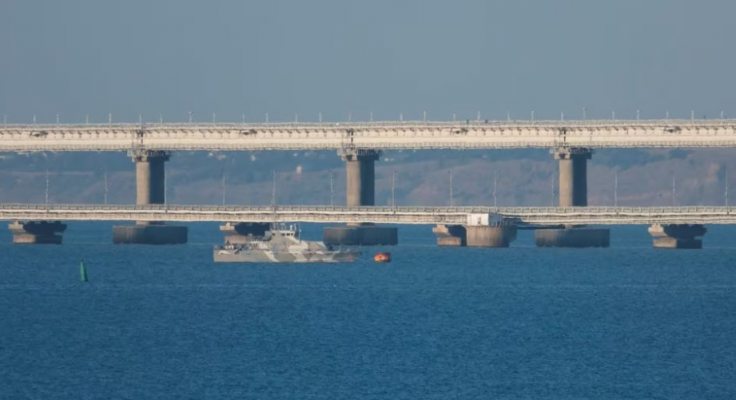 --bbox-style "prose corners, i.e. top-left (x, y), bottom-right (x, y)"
top-left (1, 0), bottom-right (735, 124)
